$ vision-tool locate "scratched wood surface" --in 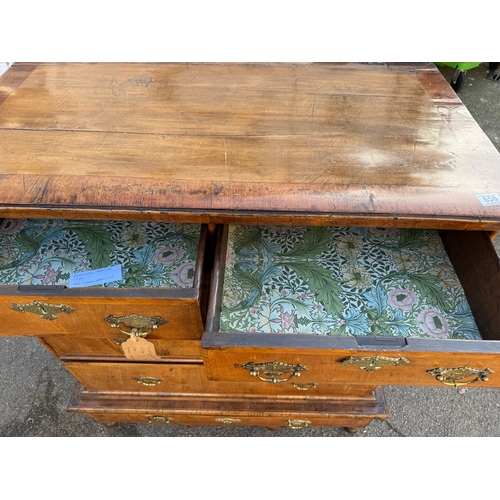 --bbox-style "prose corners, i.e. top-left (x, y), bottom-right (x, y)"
top-left (1, 62), bottom-right (500, 228)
